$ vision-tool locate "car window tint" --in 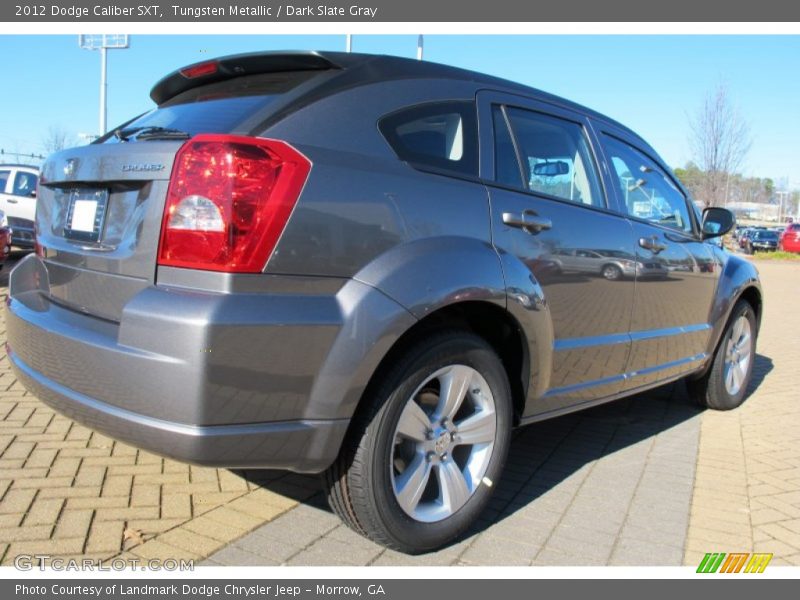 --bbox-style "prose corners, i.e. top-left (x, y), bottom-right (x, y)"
top-left (503, 107), bottom-right (603, 207)
top-left (379, 102), bottom-right (478, 176)
top-left (0, 170), bottom-right (10, 193)
top-left (103, 72), bottom-right (318, 141)
top-left (12, 171), bottom-right (37, 197)
top-left (602, 135), bottom-right (693, 234)
top-left (492, 106), bottom-right (522, 188)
